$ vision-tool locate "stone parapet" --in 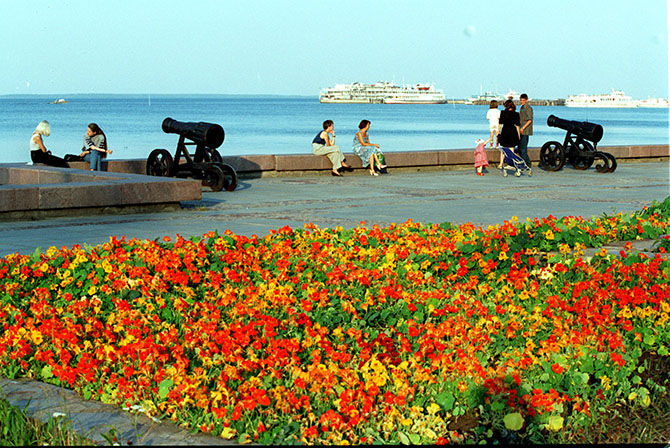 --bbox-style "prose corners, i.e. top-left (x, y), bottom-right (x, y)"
top-left (62, 144), bottom-right (666, 177)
